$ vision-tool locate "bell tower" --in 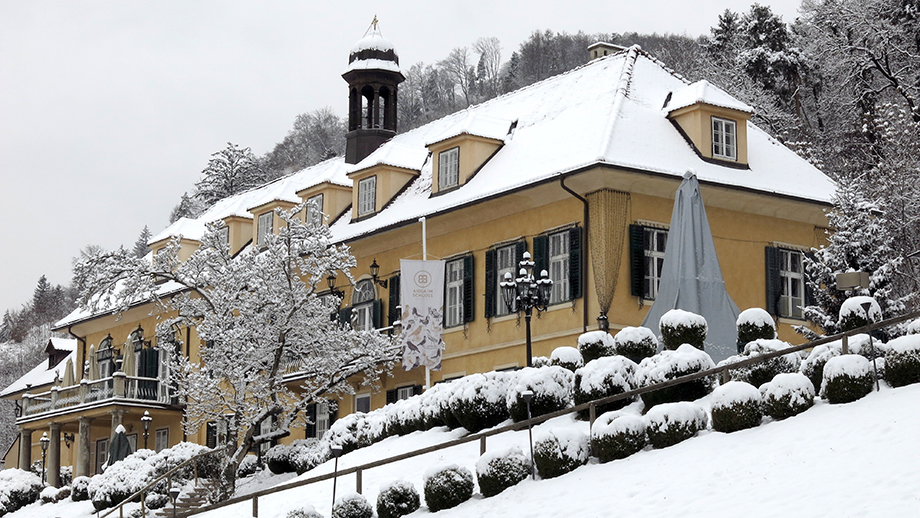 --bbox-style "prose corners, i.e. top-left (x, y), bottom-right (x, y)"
top-left (343, 18), bottom-right (405, 164)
